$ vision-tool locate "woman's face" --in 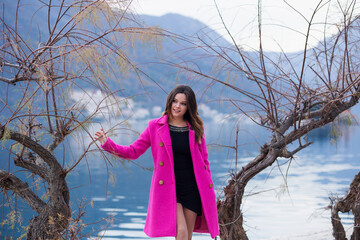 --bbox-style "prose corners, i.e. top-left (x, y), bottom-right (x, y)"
top-left (170, 93), bottom-right (187, 120)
